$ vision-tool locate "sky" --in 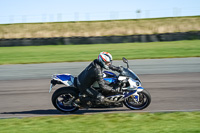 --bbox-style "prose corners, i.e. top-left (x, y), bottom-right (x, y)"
top-left (0, 0), bottom-right (199, 24)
